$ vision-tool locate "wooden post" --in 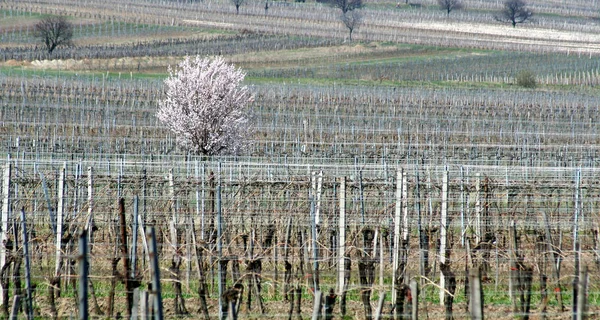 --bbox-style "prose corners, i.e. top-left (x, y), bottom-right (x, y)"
top-left (20, 209), bottom-right (33, 320)
top-left (0, 160), bottom-right (11, 305)
top-left (439, 169), bottom-right (449, 305)
top-left (78, 230), bottom-right (89, 320)
top-left (147, 227), bottom-right (164, 320)
top-left (324, 289), bottom-right (336, 320)
top-left (374, 292), bottom-right (386, 320)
